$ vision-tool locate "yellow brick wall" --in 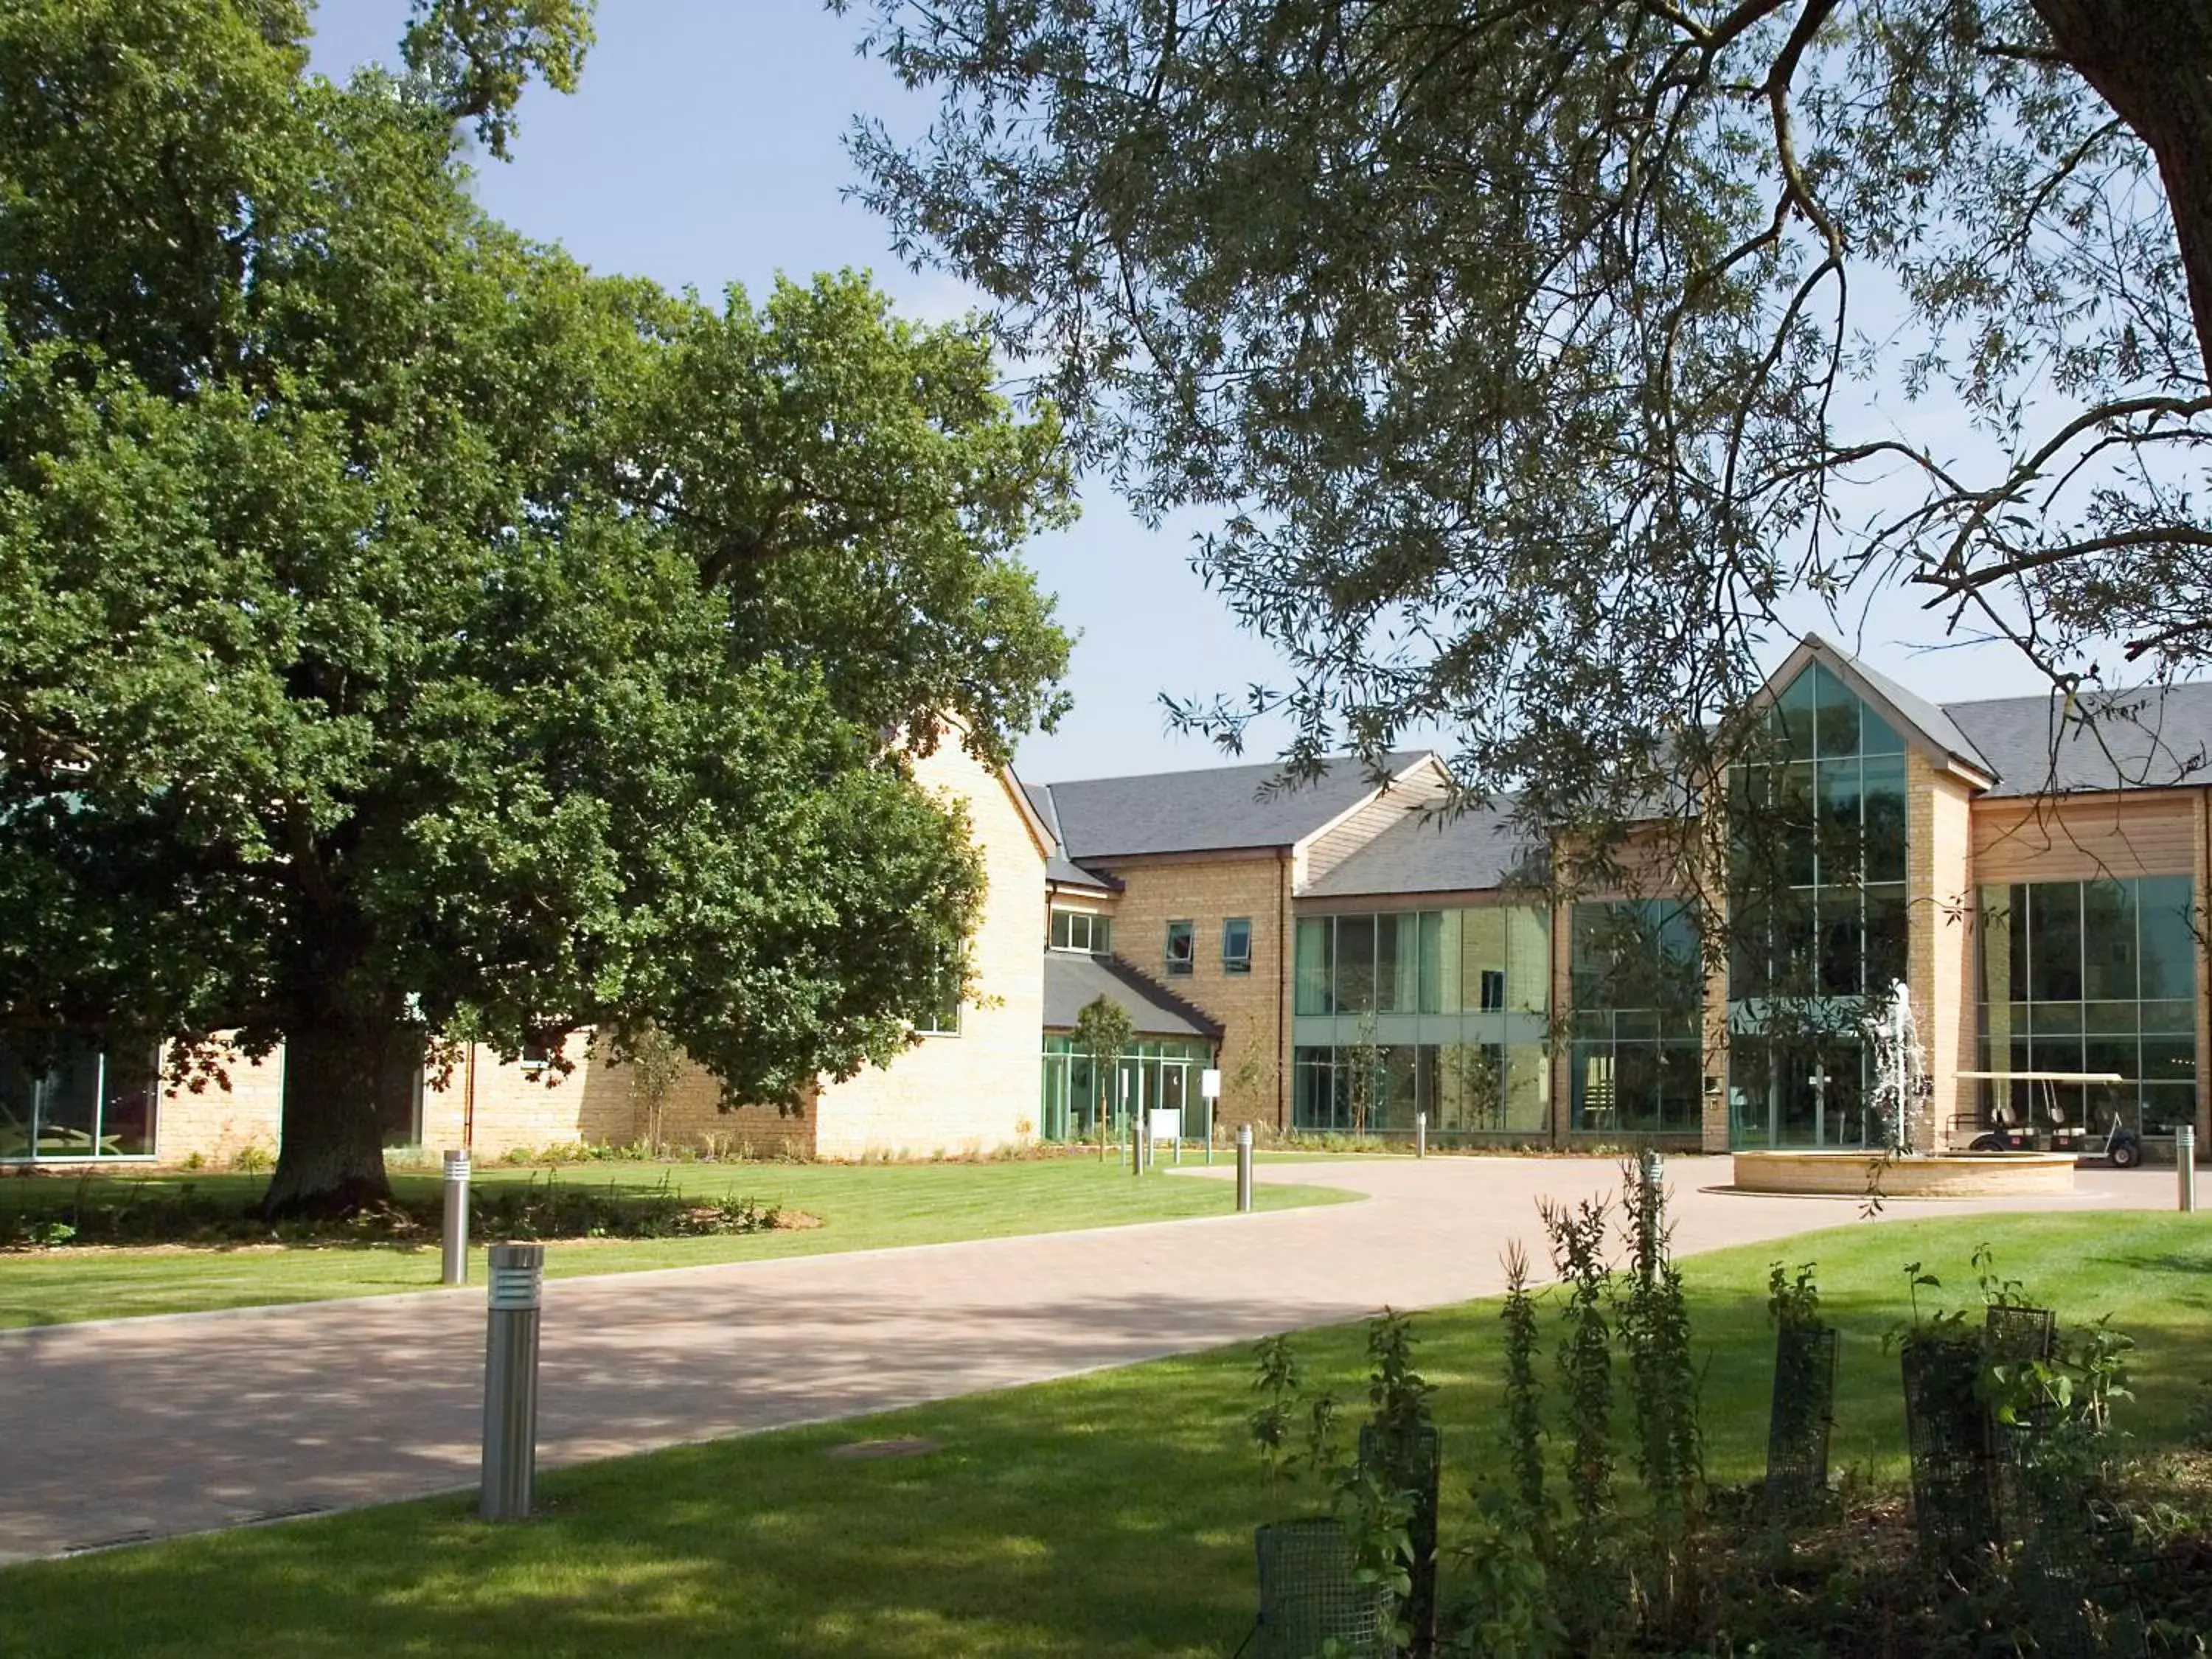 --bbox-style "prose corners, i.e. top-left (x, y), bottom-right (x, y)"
top-left (807, 741), bottom-right (1048, 1158)
top-left (1085, 851), bottom-right (1282, 1134)
top-left (415, 1040), bottom-right (633, 1158)
top-left (1909, 757), bottom-right (1978, 1151)
top-left (154, 1043), bottom-right (284, 1166)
